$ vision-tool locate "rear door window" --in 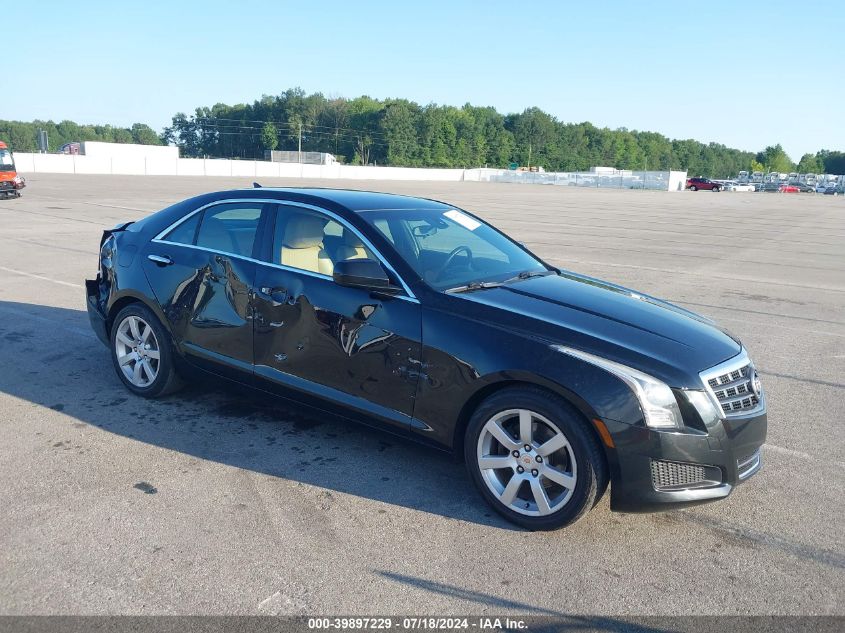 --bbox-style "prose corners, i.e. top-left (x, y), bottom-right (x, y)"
top-left (194, 203), bottom-right (263, 257)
